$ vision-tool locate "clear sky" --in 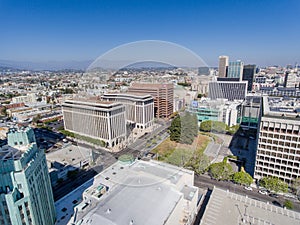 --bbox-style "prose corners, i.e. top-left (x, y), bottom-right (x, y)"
top-left (0, 0), bottom-right (299, 67)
